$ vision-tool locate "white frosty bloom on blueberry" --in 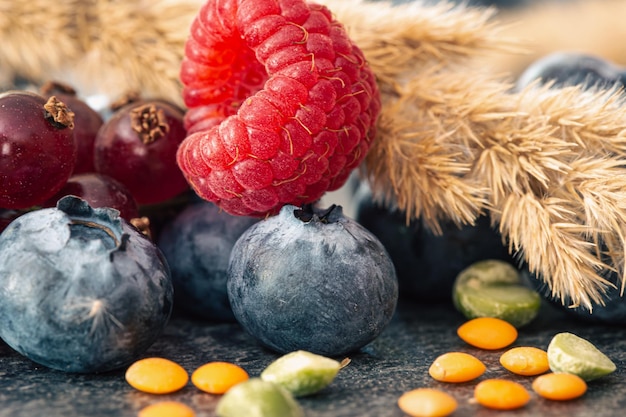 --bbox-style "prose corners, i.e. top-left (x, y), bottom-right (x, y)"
top-left (0, 196), bottom-right (173, 373)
